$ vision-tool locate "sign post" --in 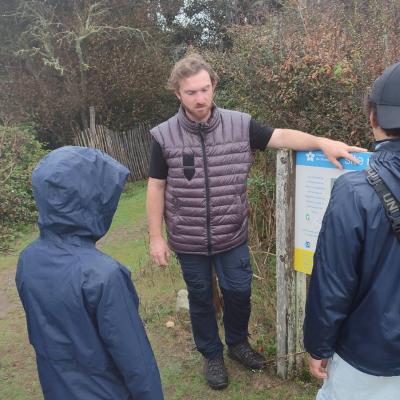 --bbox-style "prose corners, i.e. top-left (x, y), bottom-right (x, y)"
top-left (276, 149), bottom-right (299, 378)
